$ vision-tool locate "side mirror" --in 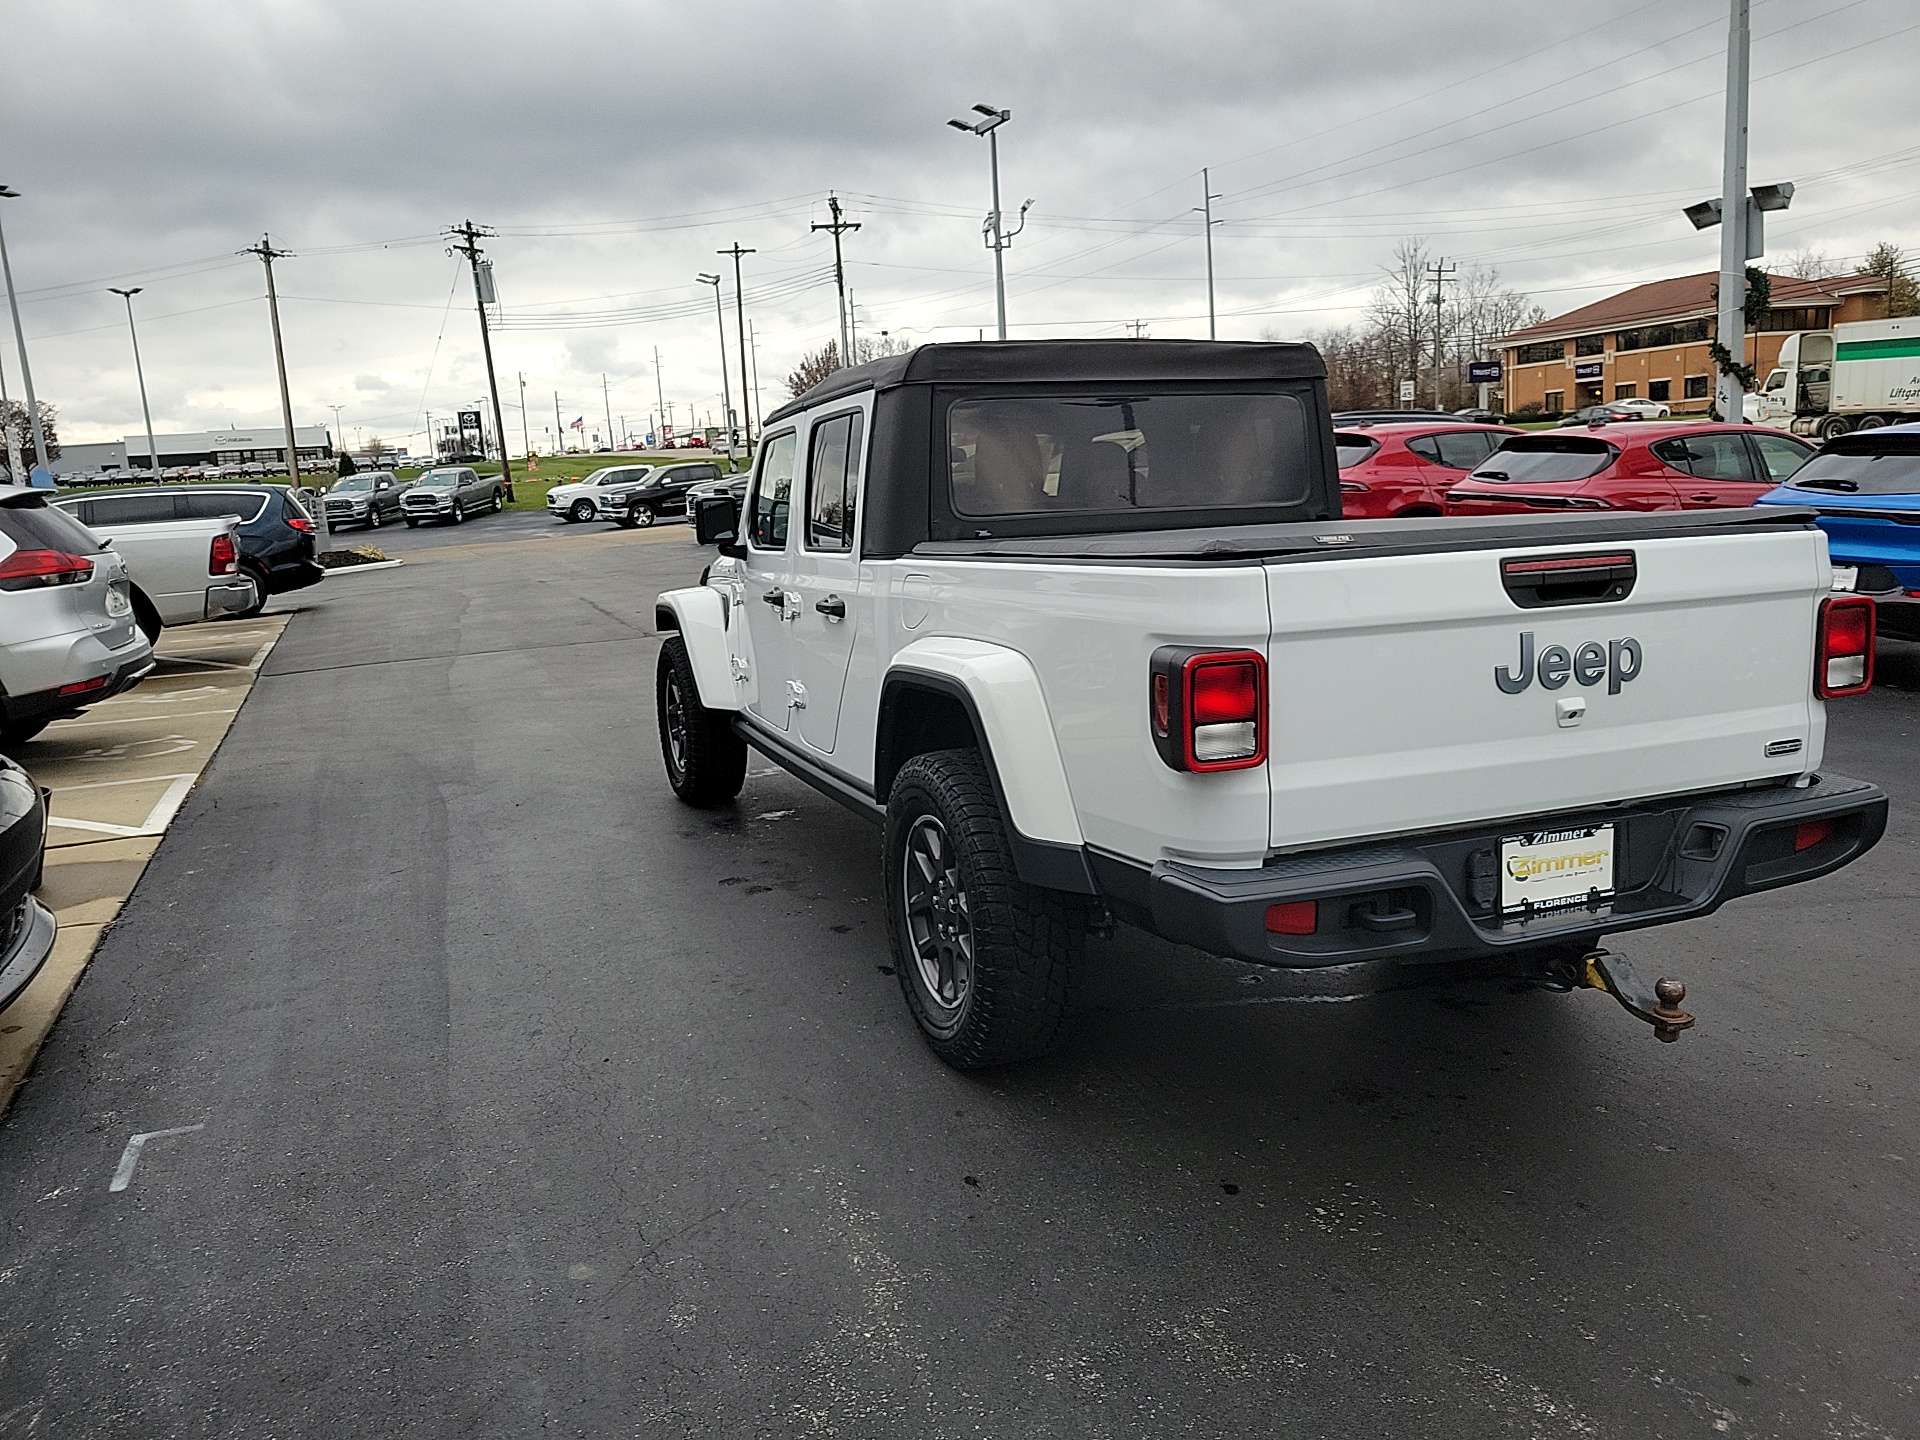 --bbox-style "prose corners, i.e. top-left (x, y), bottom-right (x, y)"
top-left (695, 493), bottom-right (743, 553)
